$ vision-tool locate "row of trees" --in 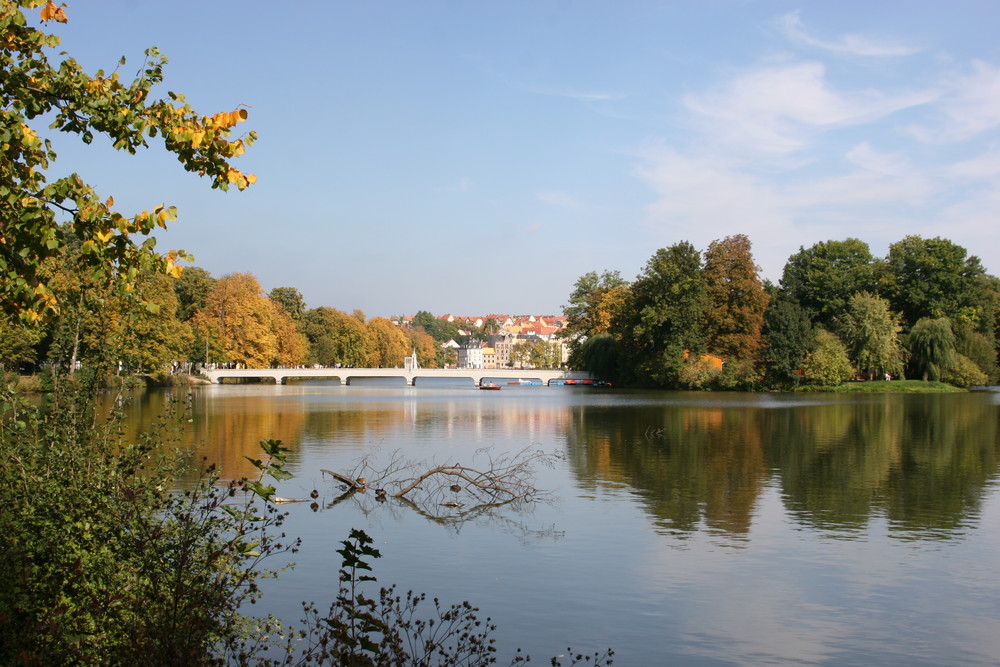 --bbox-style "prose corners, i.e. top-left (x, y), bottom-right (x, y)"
top-left (566, 234), bottom-right (999, 389)
top-left (0, 254), bottom-right (450, 375)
